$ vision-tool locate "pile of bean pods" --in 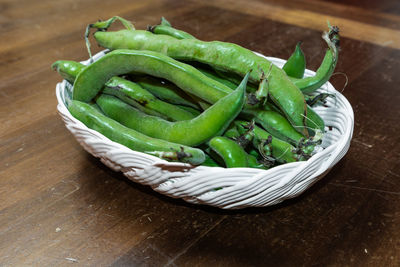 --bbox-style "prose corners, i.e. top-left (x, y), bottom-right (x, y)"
top-left (52, 16), bottom-right (340, 169)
